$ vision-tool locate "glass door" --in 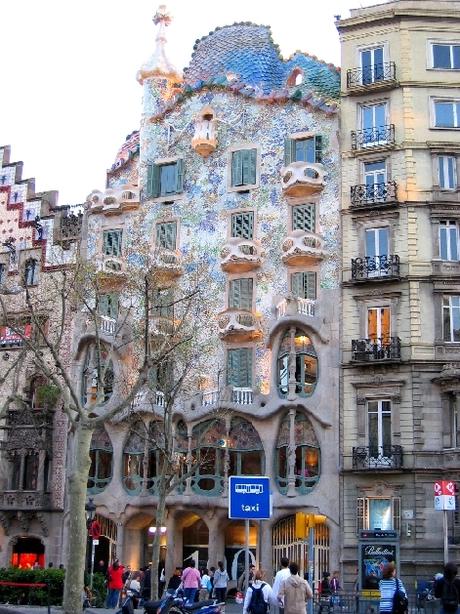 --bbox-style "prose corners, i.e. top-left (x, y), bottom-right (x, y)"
top-left (361, 46), bottom-right (384, 84)
top-left (367, 400), bottom-right (392, 465)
